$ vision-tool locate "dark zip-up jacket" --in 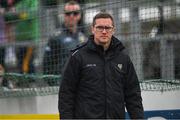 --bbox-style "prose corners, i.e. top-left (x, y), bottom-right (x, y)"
top-left (58, 35), bottom-right (144, 119)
